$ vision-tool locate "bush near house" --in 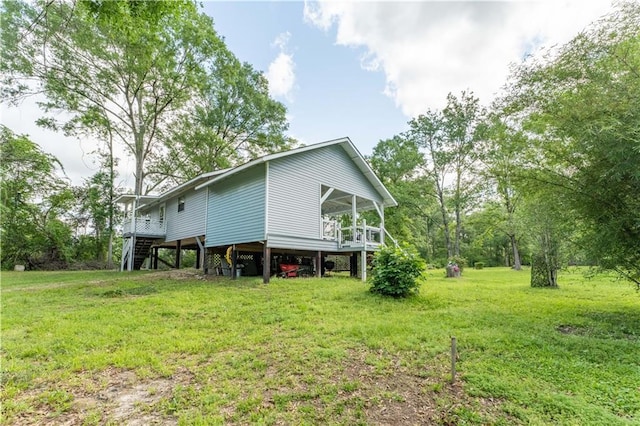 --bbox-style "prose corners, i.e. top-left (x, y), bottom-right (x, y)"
top-left (370, 244), bottom-right (425, 297)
